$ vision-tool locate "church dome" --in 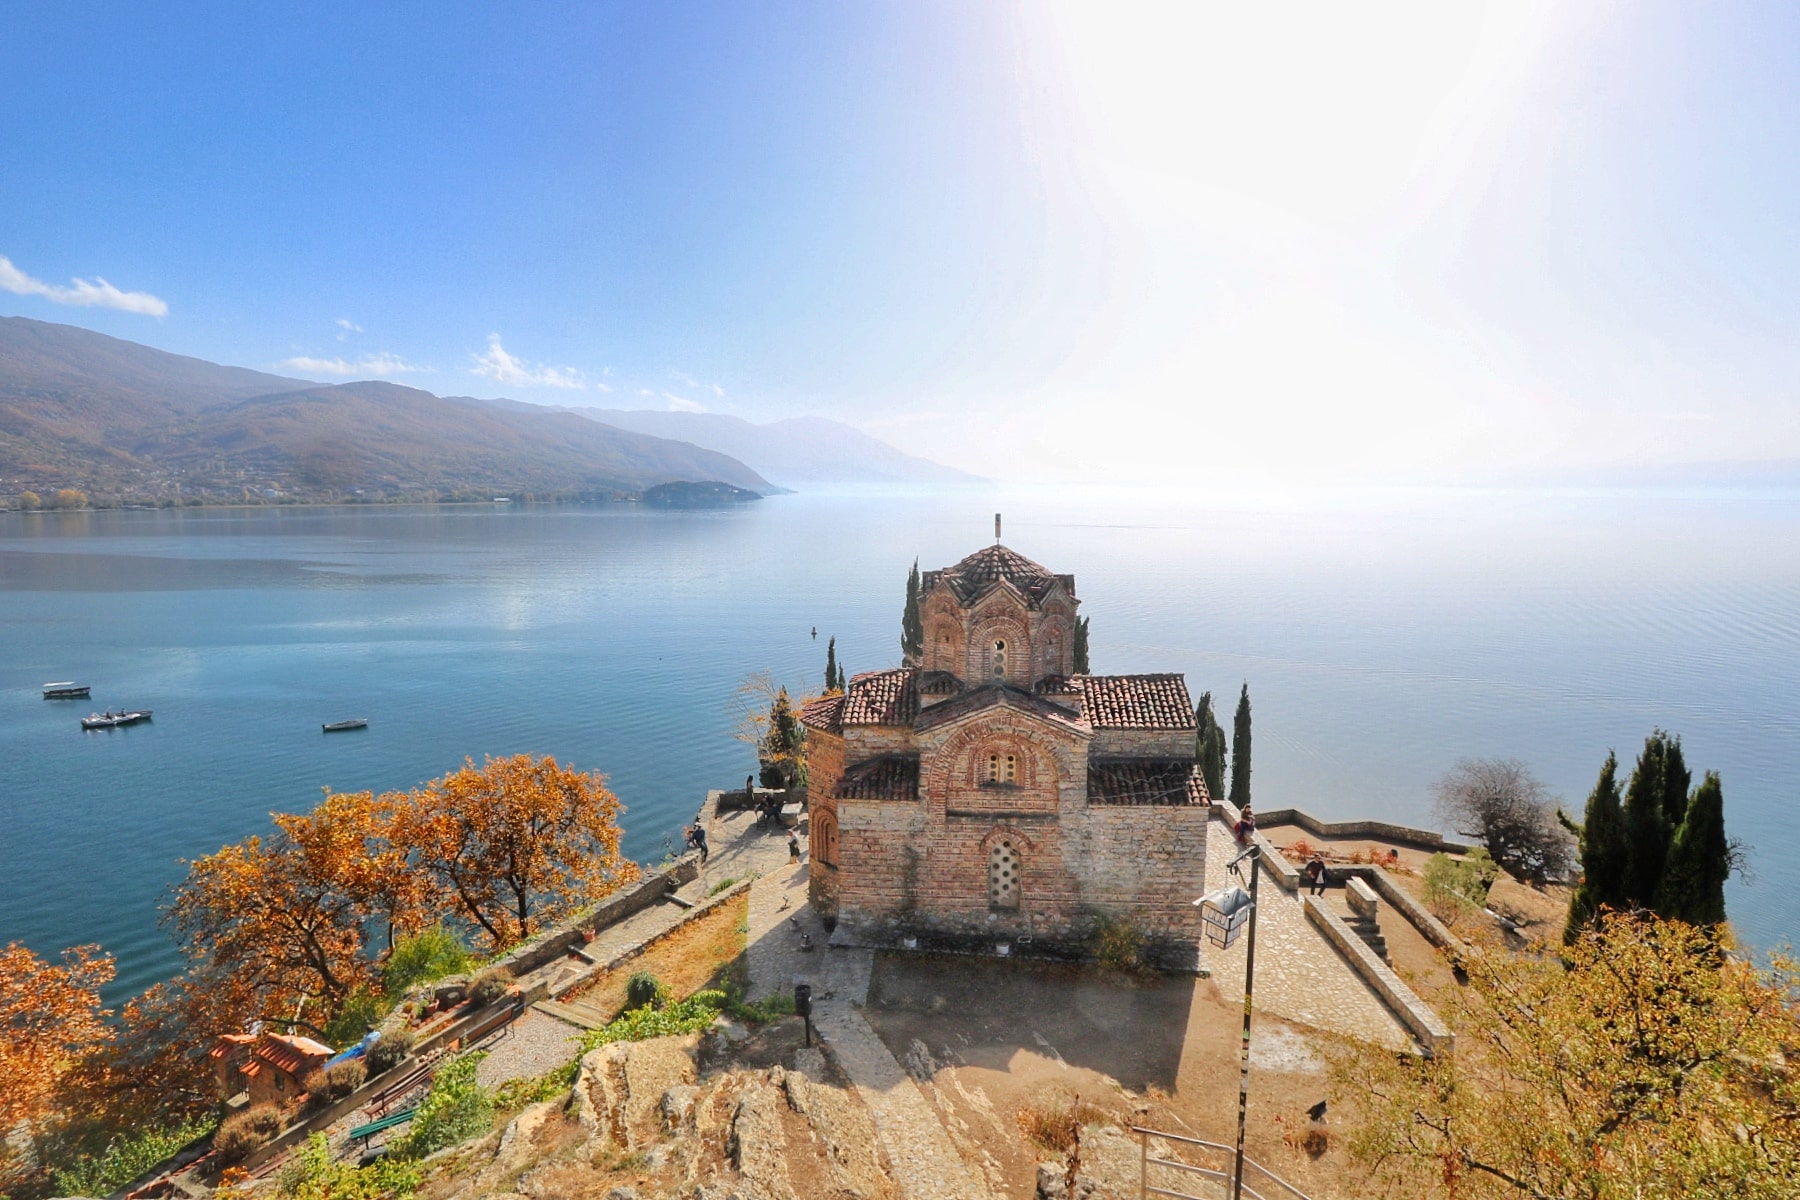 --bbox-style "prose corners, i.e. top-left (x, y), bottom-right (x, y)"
top-left (933, 544), bottom-right (1069, 605)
